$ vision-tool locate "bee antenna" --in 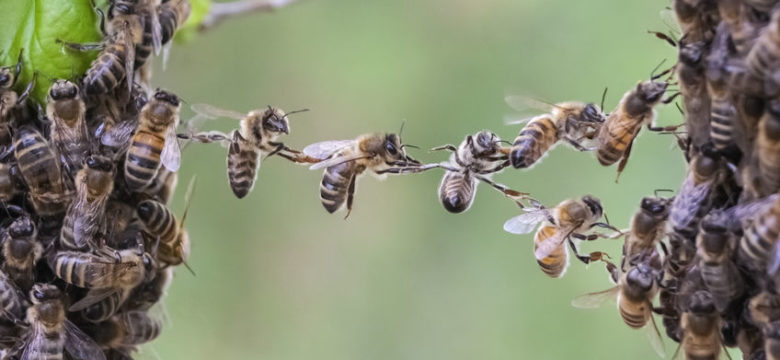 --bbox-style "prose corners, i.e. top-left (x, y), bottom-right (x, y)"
top-left (399, 121), bottom-right (406, 139)
top-left (401, 144), bottom-right (420, 150)
top-left (600, 86), bottom-right (608, 110)
top-left (495, 139), bottom-right (513, 146)
top-left (603, 212), bottom-right (611, 226)
top-left (283, 108), bottom-right (310, 118)
top-left (654, 189), bottom-right (674, 197)
top-left (182, 261), bottom-right (196, 276)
